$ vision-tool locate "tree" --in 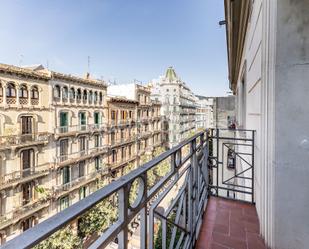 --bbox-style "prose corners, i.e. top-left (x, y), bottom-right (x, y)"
top-left (34, 226), bottom-right (82, 249)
